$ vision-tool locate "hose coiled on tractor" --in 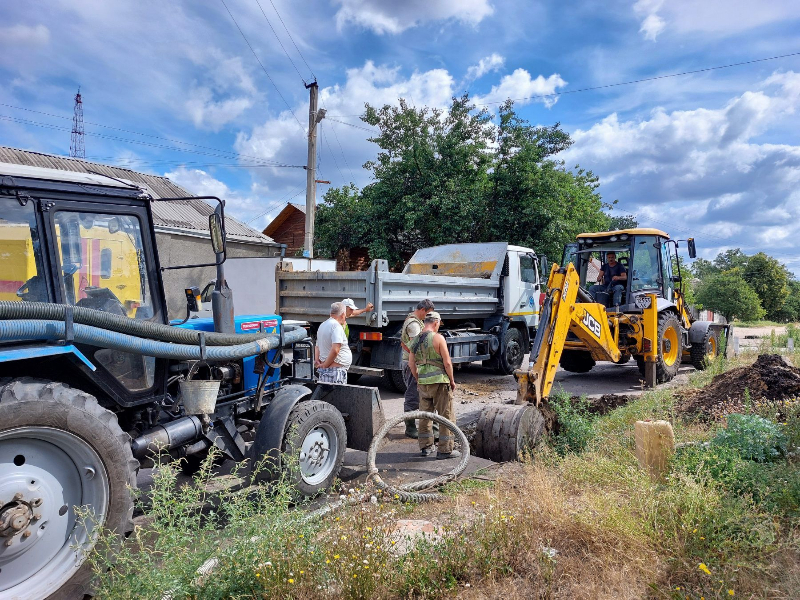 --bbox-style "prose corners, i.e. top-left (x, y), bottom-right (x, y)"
top-left (366, 410), bottom-right (470, 502)
top-left (0, 319), bottom-right (307, 361)
top-left (0, 301), bottom-right (281, 346)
